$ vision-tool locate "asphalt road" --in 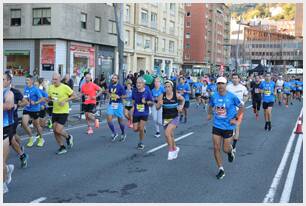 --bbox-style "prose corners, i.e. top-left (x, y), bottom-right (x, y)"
top-left (4, 100), bottom-right (303, 203)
